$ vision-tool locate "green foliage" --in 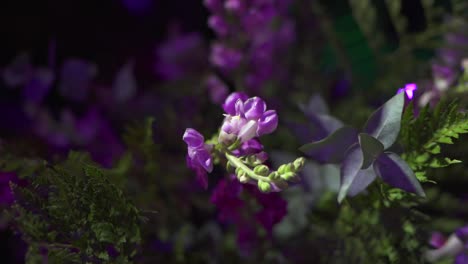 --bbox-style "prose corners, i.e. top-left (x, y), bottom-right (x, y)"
top-left (4, 152), bottom-right (141, 263)
top-left (400, 100), bottom-right (468, 177)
